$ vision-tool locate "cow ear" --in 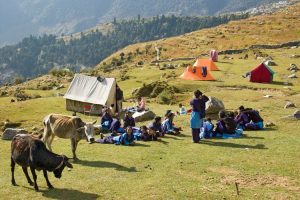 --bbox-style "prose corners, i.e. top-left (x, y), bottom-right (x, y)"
top-left (77, 127), bottom-right (85, 132)
top-left (65, 161), bottom-right (73, 169)
top-left (92, 120), bottom-right (97, 125)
